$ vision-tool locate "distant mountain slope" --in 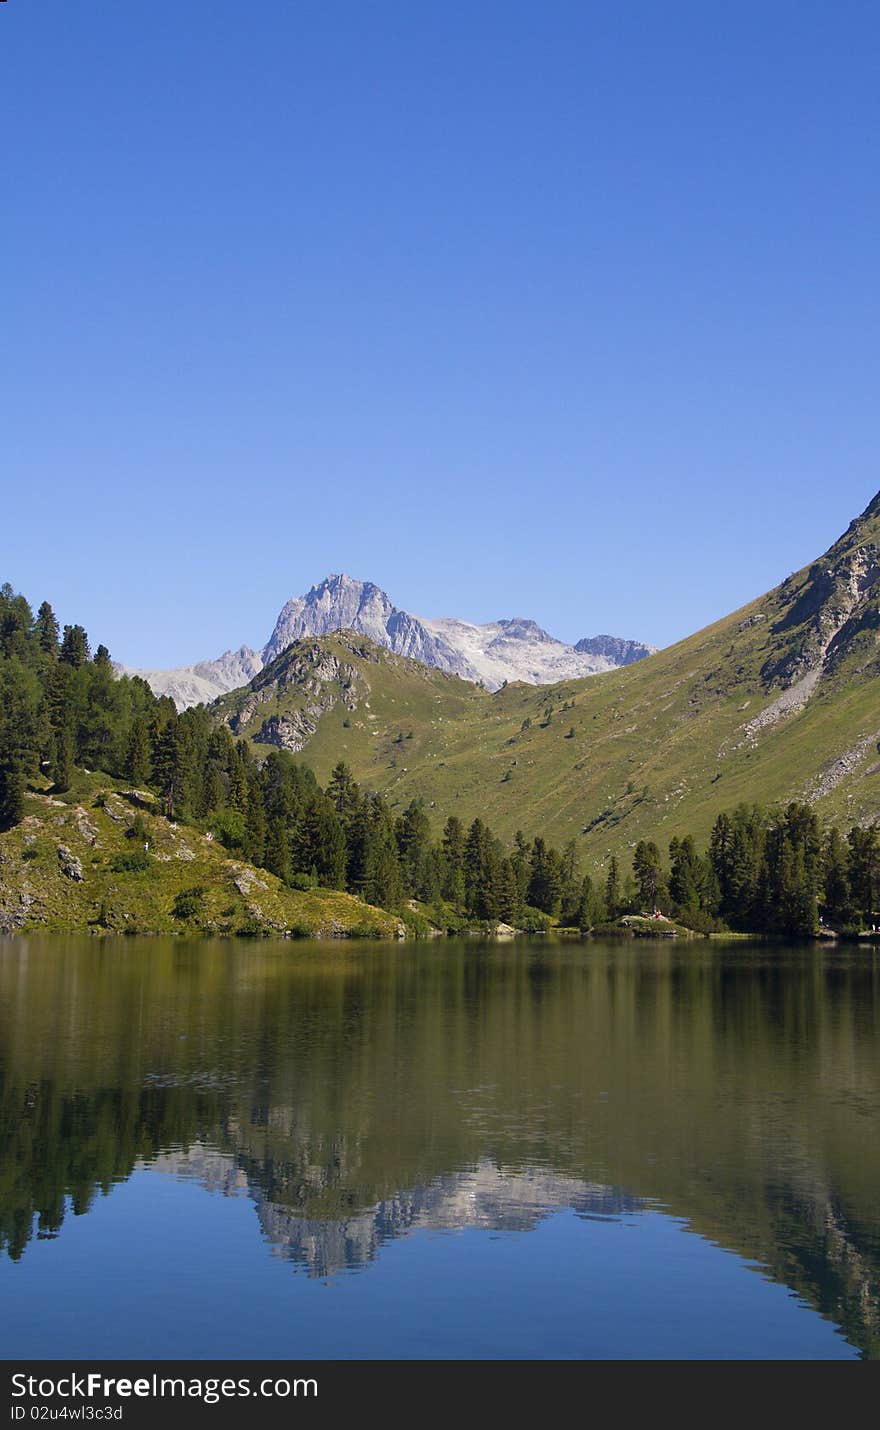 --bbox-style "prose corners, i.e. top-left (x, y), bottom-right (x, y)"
top-left (263, 574), bottom-right (466, 673)
top-left (212, 491), bottom-right (880, 856)
top-left (575, 634), bottom-right (655, 665)
top-left (123, 572), bottom-right (651, 707)
top-left (420, 614), bottom-right (646, 688)
top-left (119, 645), bottom-right (264, 710)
